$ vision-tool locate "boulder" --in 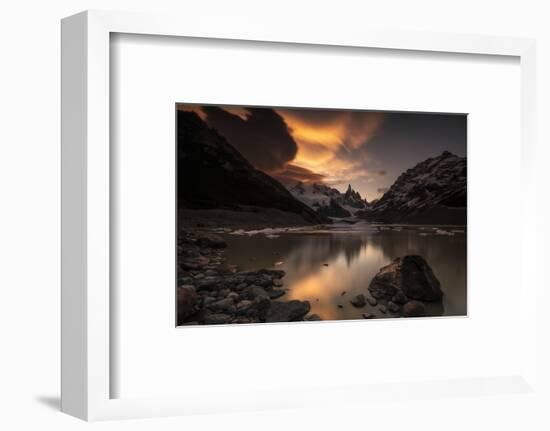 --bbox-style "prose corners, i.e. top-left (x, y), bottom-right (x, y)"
top-left (236, 300), bottom-right (253, 316)
top-left (388, 301), bottom-right (400, 313)
top-left (368, 256), bottom-right (443, 301)
top-left (366, 296), bottom-right (378, 306)
top-left (244, 285), bottom-right (269, 300)
top-left (273, 278), bottom-right (284, 287)
top-left (392, 291), bottom-right (408, 305)
top-left (196, 232), bottom-right (227, 249)
top-left (305, 314), bottom-right (322, 321)
top-left (177, 286), bottom-right (198, 322)
top-left (259, 269), bottom-right (286, 279)
top-left (227, 292), bottom-right (240, 302)
top-left (180, 255), bottom-right (210, 270)
top-left (248, 296), bottom-right (271, 321)
top-left (403, 300), bottom-right (427, 317)
top-left (203, 313), bottom-right (232, 325)
top-left (210, 297), bottom-right (236, 314)
top-left (350, 294), bottom-right (367, 307)
top-left (268, 289), bottom-right (286, 299)
top-left (362, 313), bottom-right (376, 319)
top-left (267, 300), bottom-right (311, 322)
top-left (203, 296), bottom-right (217, 306)
top-left (241, 268), bottom-right (285, 280)
top-left (195, 277), bottom-right (221, 291)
